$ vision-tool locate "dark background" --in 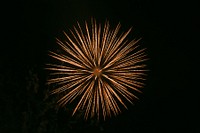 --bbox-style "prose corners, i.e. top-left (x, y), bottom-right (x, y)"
top-left (1, 0), bottom-right (198, 133)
